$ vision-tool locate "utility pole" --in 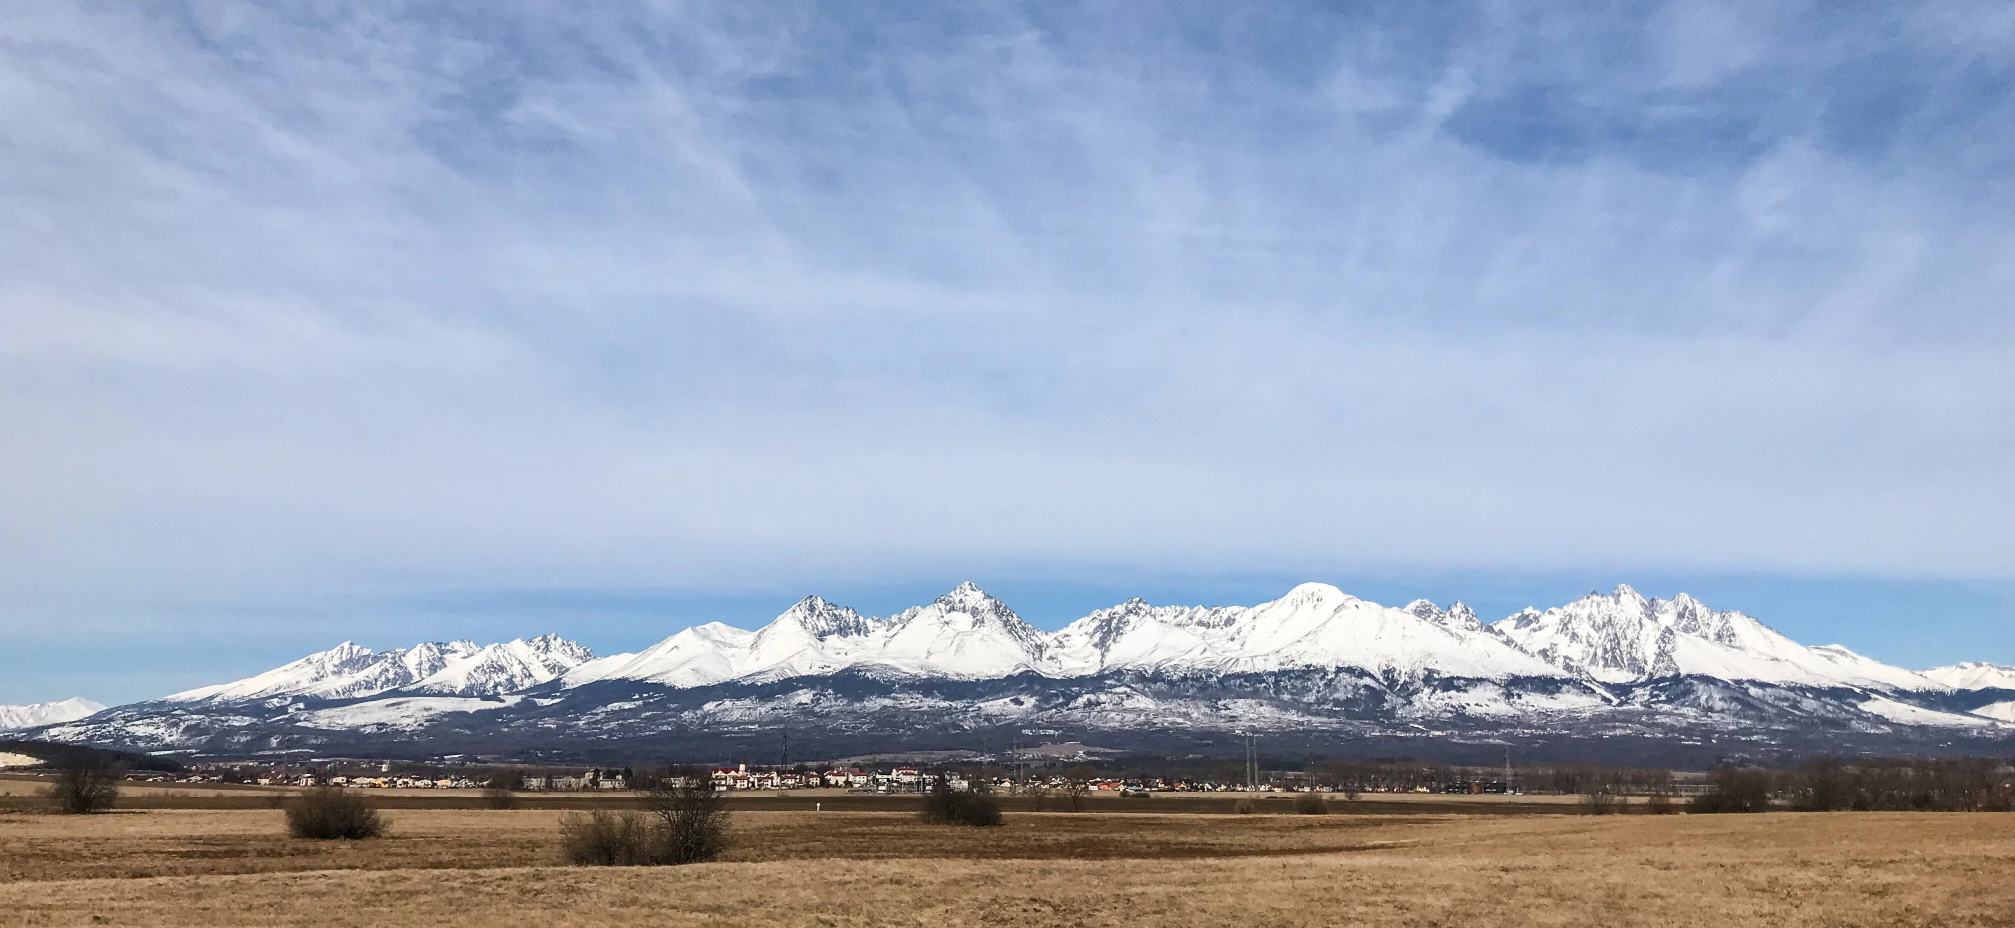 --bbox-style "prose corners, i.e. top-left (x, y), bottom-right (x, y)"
top-left (1009, 734), bottom-right (1018, 794)
top-left (1242, 734), bottom-right (1259, 791)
